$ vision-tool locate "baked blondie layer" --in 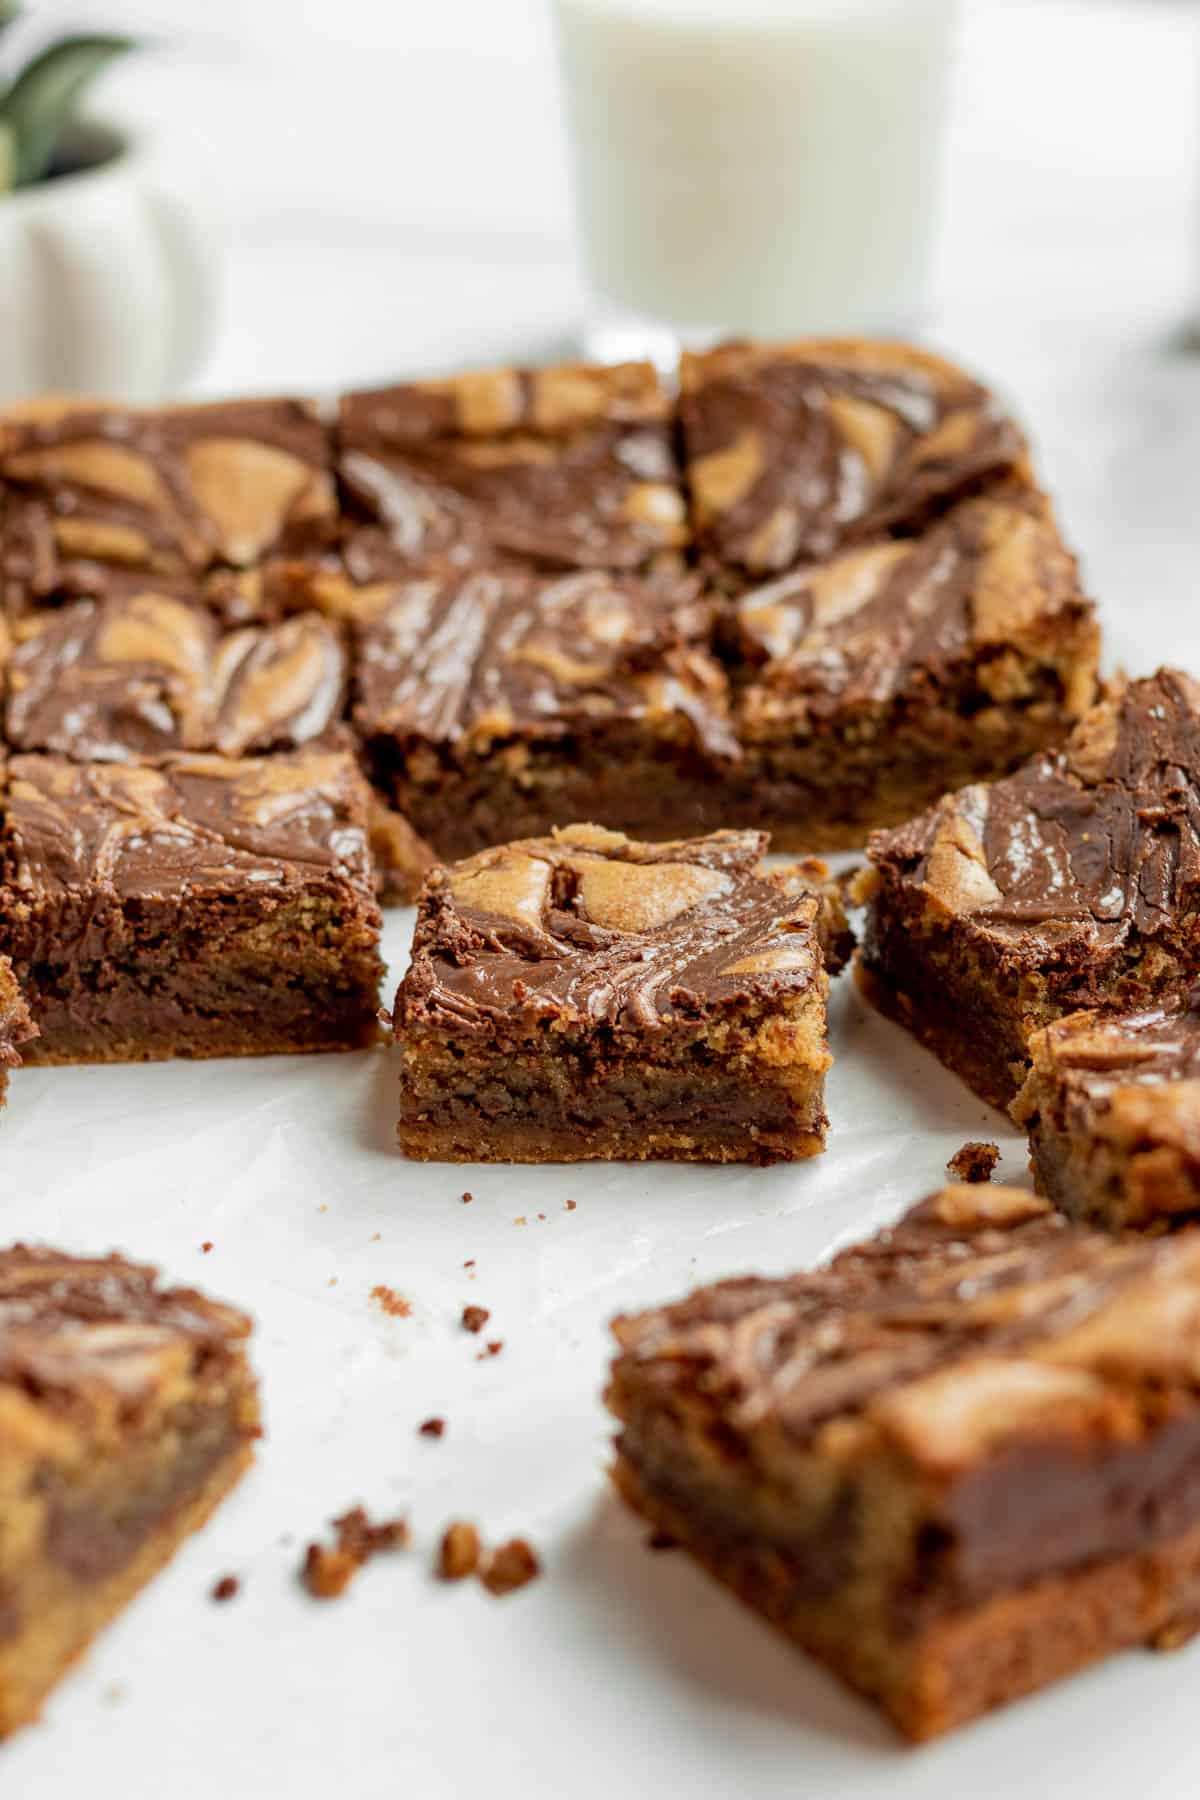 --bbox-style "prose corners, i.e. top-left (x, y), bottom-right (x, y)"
top-left (337, 359), bottom-right (687, 581)
top-left (352, 567), bottom-right (737, 860)
top-left (5, 587), bottom-right (347, 760)
top-left (857, 670), bottom-right (1200, 1107)
top-left (393, 825), bottom-right (848, 1164)
top-left (608, 1183), bottom-right (1200, 1742)
top-left (0, 395), bottom-right (337, 615)
top-left (1013, 997), bottom-right (1200, 1230)
top-left (0, 748), bottom-right (384, 1062)
top-left (677, 337), bottom-right (1030, 587)
top-left (0, 1245), bottom-right (258, 1737)
top-left (0, 954), bottom-right (34, 1112)
top-left (728, 487), bottom-right (1098, 849)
